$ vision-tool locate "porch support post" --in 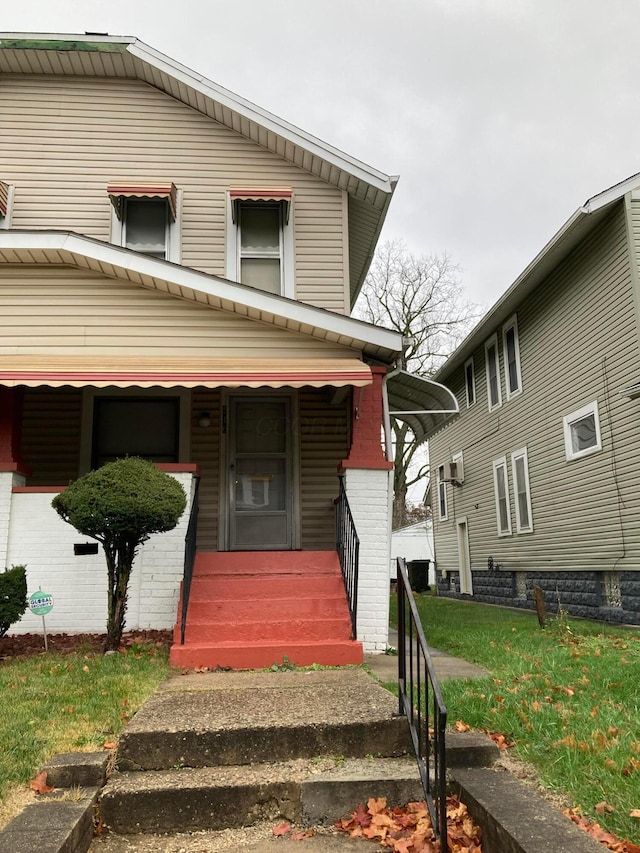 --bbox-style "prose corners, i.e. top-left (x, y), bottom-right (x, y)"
top-left (0, 388), bottom-right (28, 570)
top-left (339, 367), bottom-right (393, 653)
